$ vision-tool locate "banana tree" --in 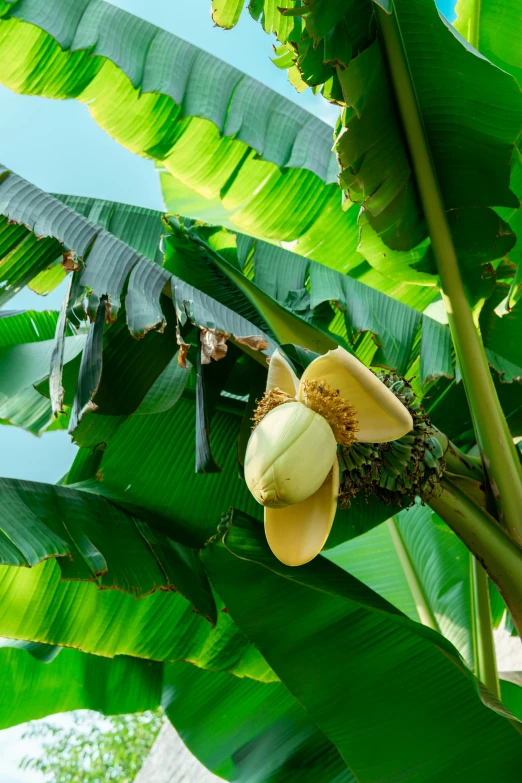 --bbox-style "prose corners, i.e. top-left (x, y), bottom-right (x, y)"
top-left (0, 0), bottom-right (522, 780)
